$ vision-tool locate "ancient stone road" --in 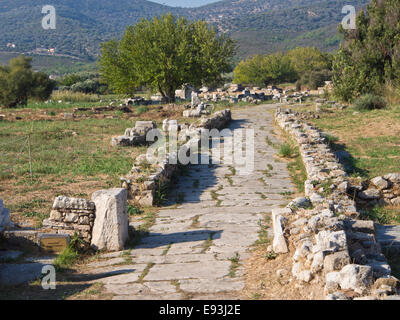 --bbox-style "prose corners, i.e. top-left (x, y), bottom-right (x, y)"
top-left (87, 104), bottom-right (295, 299)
